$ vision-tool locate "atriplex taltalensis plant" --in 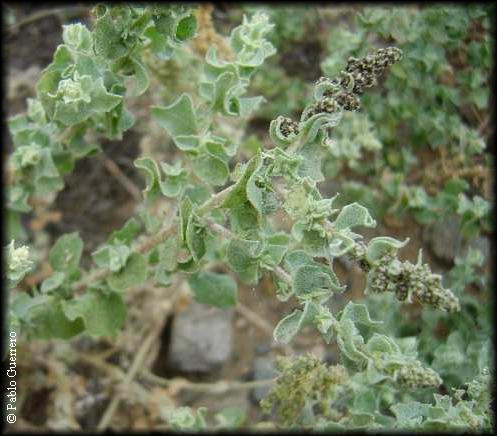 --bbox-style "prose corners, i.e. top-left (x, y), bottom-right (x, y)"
top-left (5, 4), bottom-right (492, 432)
